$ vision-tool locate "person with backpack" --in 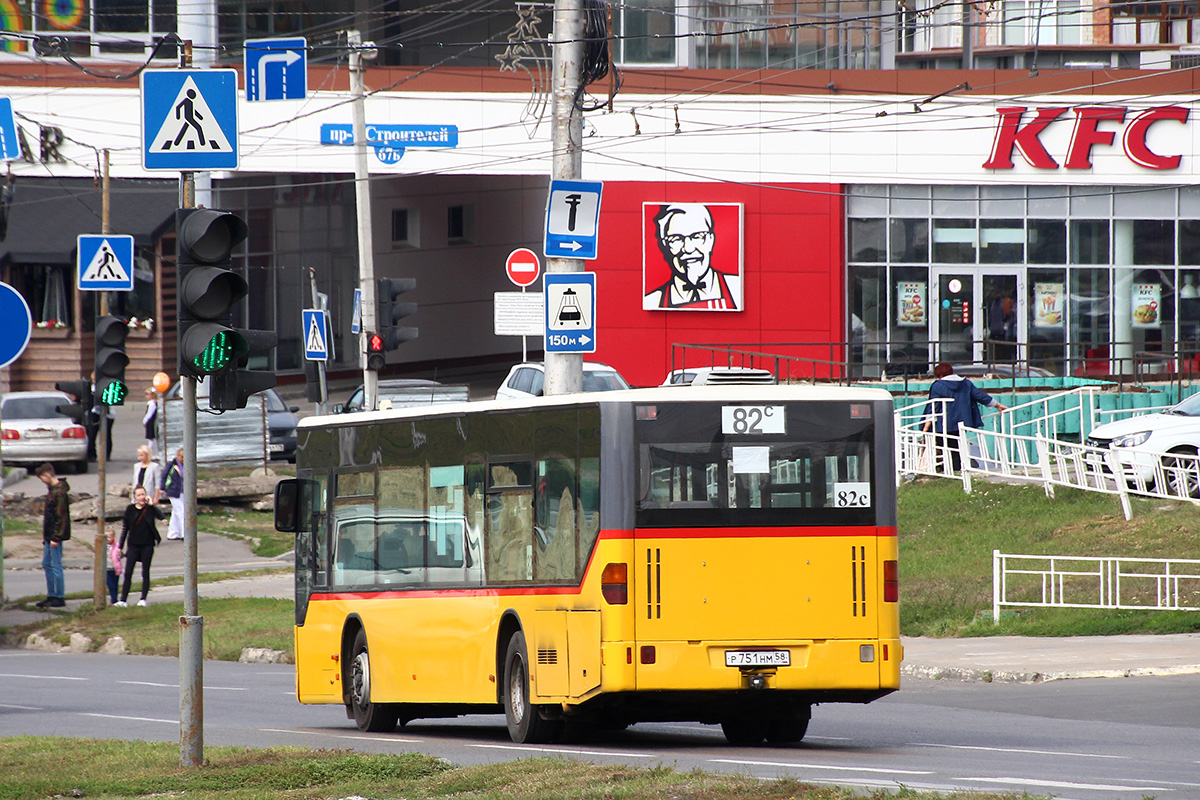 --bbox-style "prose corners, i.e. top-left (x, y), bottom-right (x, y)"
top-left (34, 463), bottom-right (70, 609)
top-left (161, 448), bottom-right (184, 541)
top-left (115, 485), bottom-right (164, 607)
